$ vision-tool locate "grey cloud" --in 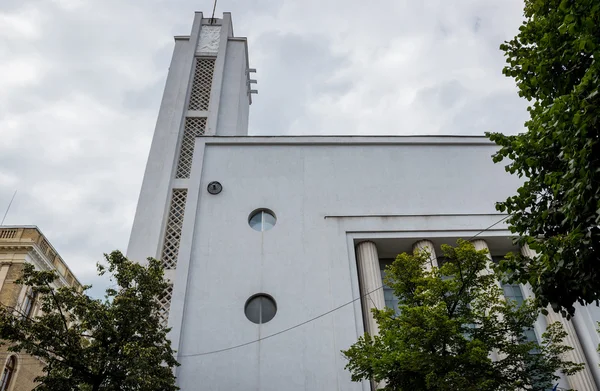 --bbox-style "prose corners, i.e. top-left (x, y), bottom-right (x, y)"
top-left (442, 90), bottom-right (528, 135)
top-left (1, 0), bottom-right (529, 297)
top-left (474, 17), bottom-right (482, 32)
top-left (414, 80), bottom-right (467, 109)
top-left (122, 79), bottom-right (165, 111)
top-left (0, 0), bottom-right (39, 12)
top-left (249, 31), bottom-right (349, 135)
